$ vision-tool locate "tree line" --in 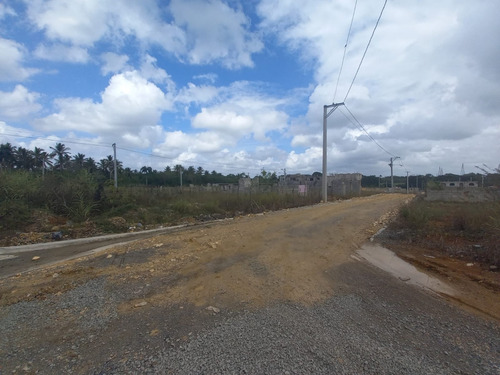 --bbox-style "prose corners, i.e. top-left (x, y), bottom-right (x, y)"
top-left (0, 142), bottom-right (247, 186)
